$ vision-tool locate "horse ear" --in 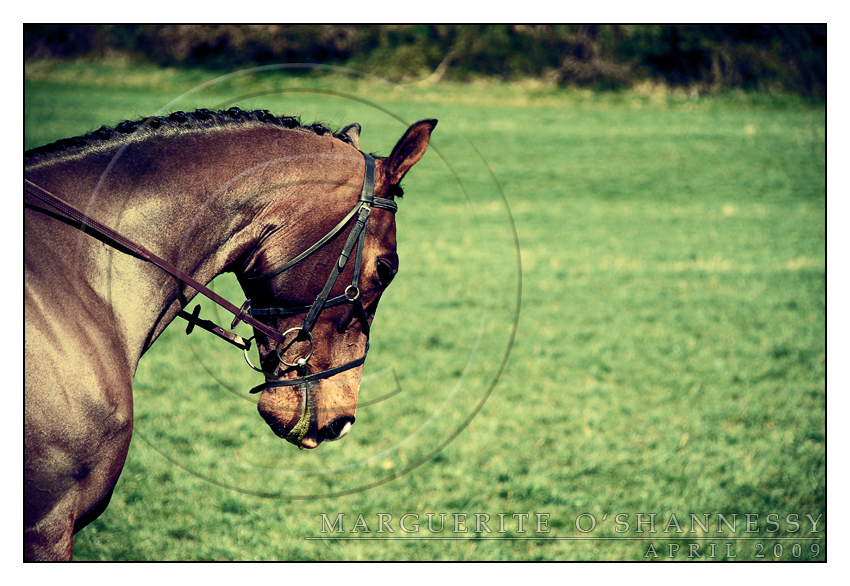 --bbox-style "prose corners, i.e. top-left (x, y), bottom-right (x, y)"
top-left (385, 119), bottom-right (437, 185)
top-left (341, 123), bottom-right (361, 149)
